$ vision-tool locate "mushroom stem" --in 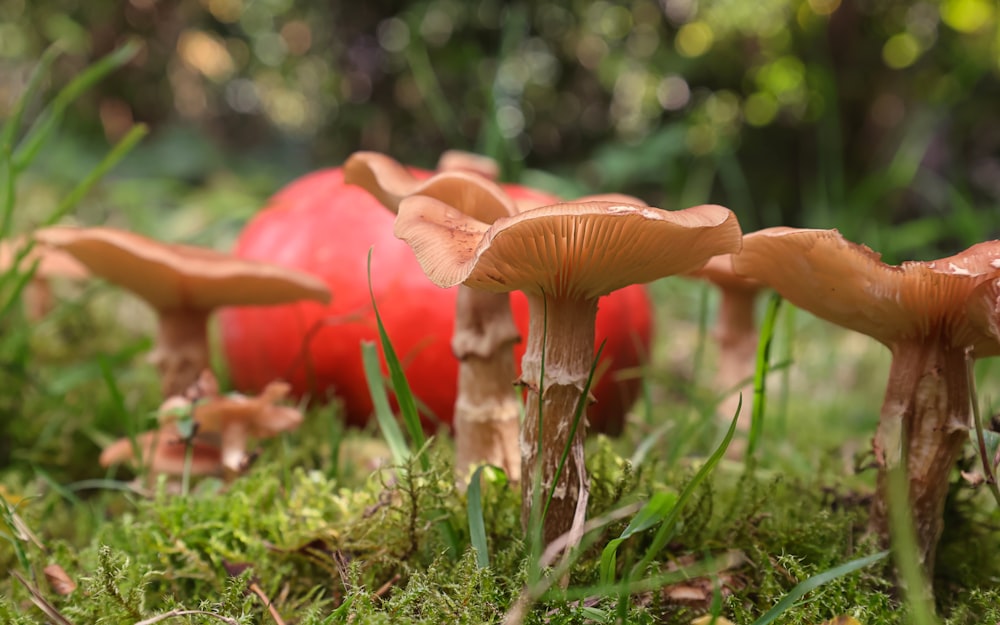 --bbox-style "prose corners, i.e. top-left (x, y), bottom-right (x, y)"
top-left (452, 287), bottom-right (522, 485)
top-left (151, 311), bottom-right (211, 396)
top-left (870, 339), bottom-right (970, 573)
top-left (519, 293), bottom-right (597, 549)
top-left (713, 287), bottom-right (759, 430)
